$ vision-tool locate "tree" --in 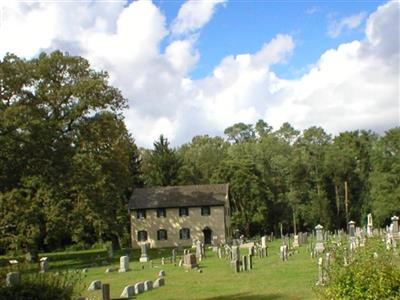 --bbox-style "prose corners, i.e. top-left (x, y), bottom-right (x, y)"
top-left (212, 158), bottom-right (269, 236)
top-left (141, 135), bottom-right (180, 187)
top-left (0, 51), bottom-right (138, 253)
top-left (370, 128), bottom-right (400, 225)
top-left (177, 135), bottom-right (229, 185)
top-left (255, 119), bottom-right (273, 138)
top-left (224, 123), bottom-right (255, 143)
